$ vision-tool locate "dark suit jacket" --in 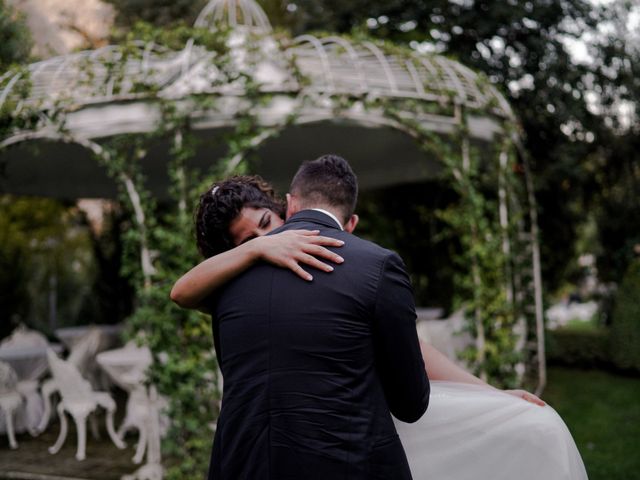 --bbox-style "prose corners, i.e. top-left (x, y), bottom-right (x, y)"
top-left (208, 209), bottom-right (430, 479)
